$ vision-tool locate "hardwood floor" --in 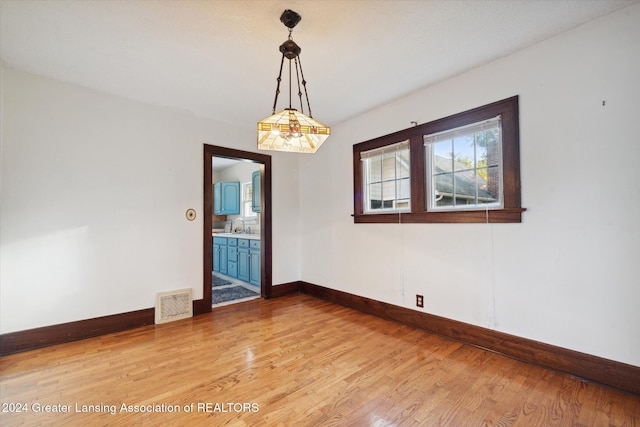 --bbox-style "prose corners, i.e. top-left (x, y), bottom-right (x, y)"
top-left (1, 294), bottom-right (638, 426)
